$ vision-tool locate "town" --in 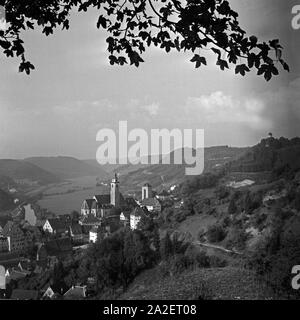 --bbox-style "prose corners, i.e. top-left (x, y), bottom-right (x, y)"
top-left (0, 173), bottom-right (178, 300)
